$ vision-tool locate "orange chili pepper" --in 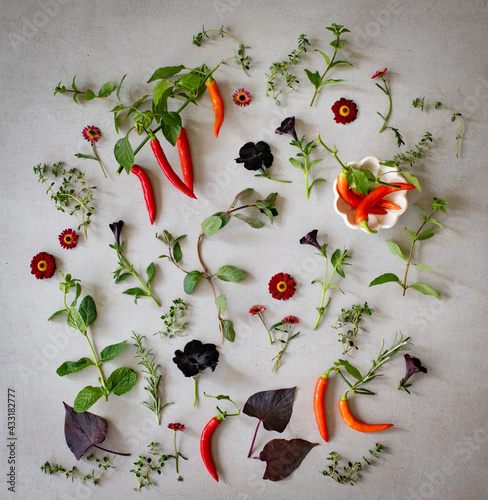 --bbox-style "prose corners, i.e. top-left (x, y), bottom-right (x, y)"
top-left (313, 371), bottom-right (331, 442)
top-left (338, 394), bottom-right (393, 433)
top-left (205, 76), bottom-right (224, 137)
